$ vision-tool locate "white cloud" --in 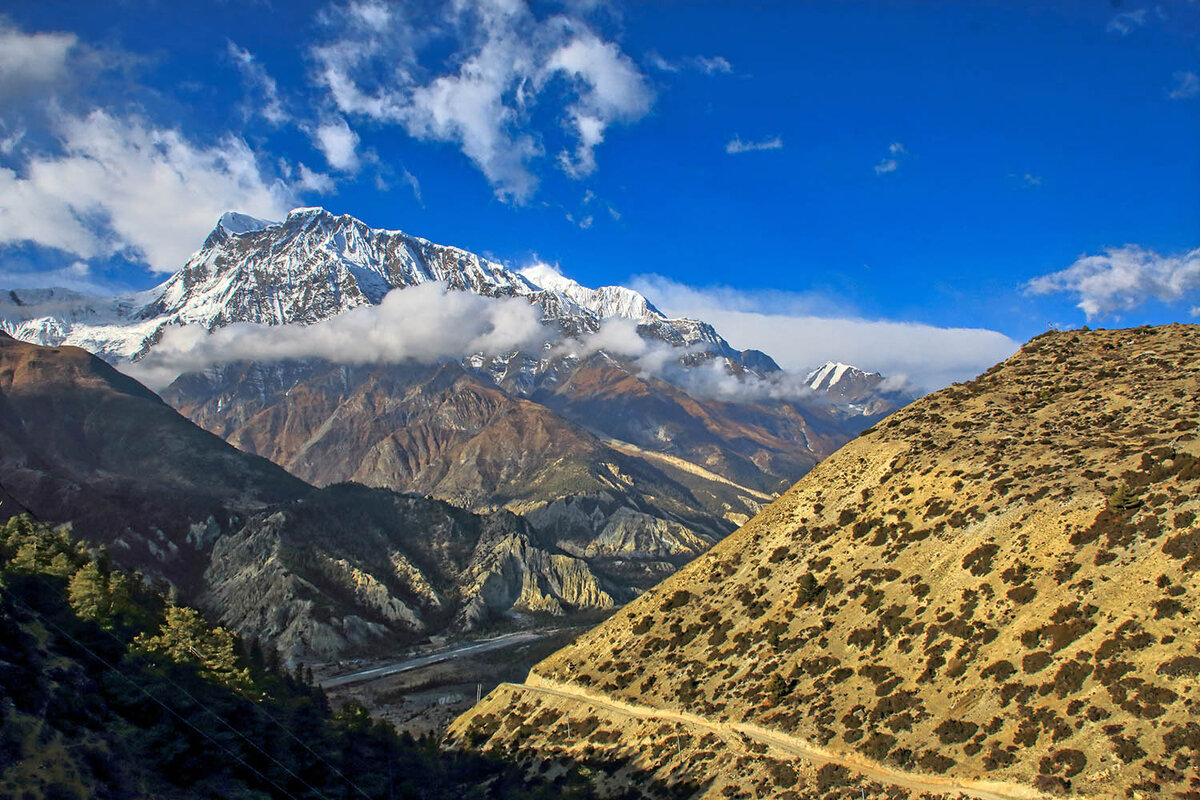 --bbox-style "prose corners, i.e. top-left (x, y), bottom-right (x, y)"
top-left (693, 55), bottom-right (733, 75)
top-left (0, 125), bottom-right (25, 155)
top-left (1025, 244), bottom-right (1200, 318)
top-left (313, 116), bottom-right (360, 172)
top-left (649, 52), bottom-right (732, 75)
top-left (0, 110), bottom-right (299, 271)
top-left (725, 135), bottom-right (783, 154)
top-left (1168, 71), bottom-right (1199, 100)
top-left (0, 22), bottom-right (77, 98)
top-left (548, 33), bottom-right (653, 178)
top-left (123, 282), bottom-right (553, 389)
top-left (554, 317), bottom-right (647, 360)
top-left (227, 41), bottom-right (288, 125)
top-left (297, 163), bottom-right (335, 193)
top-left (309, 0), bottom-right (653, 201)
top-left (401, 168), bottom-right (422, 204)
top-left (629, 274), bottom-right (1020, 391)
top-left (874, 141), bottom-right (905, 174)
top-left (1107, 8), bottom-right (1148, 35)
